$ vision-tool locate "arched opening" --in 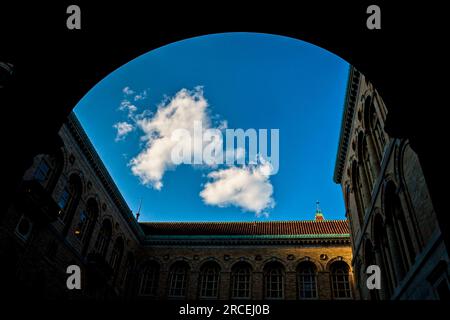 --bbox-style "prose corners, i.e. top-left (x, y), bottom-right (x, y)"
top-left (121, 252), bottom-right (135, 296)
top-left (230, 261), bottom-right (252, 299)
top-left (384, 181), bottom-right (416, 279)
top-left (198, 261), bottom-right (221, 299)
top-left (363, 95), bottom-right (384, 168)
top-left (329, 260), bottom-right (352, 299)
top-left (296, 261), bottom-right (318, 299)
top-left (138, 260), bottom-right (160, 297)
top-left (58, 173), bottom-right (82, 236)
top-left (94, 219), bottom-right (112, 258)
top-left (109, 237), bottom-right (124, 277)
top-left (357, 131), bottom-right (374, 202)
top-left (78, 198), bottom-right (100, 256)
top-left (263, 261), bottom-right (285, 300)
top-left (373, 213), bottom-right (394, 298)
top-left (168, 261), bottom-right (190, 299)
top-left (351, 160), bottom-right (365, 226)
